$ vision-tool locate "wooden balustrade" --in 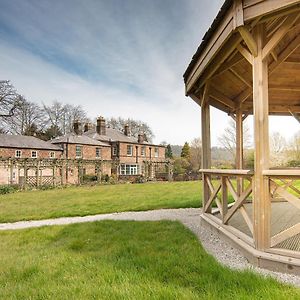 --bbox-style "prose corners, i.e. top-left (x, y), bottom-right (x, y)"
top-left (201, 169), bottom-right (254, 237)
top-left (264, 170), bottom-right (300, 253)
